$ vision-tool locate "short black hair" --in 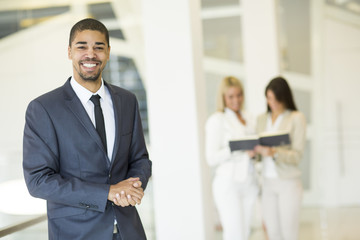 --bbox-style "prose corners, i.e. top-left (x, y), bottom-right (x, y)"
top-left (69, 18), bottom-right (109, 46)
top-left (265, 76), bottom-right (297, 112)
